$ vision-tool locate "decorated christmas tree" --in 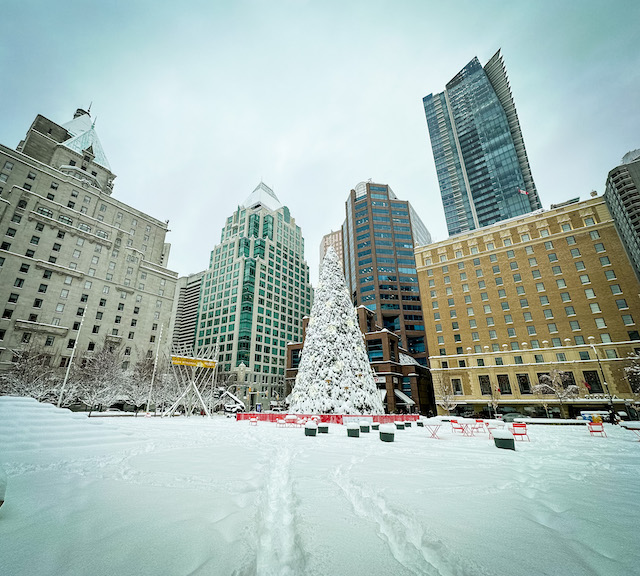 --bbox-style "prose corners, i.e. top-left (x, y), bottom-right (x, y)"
top-left (288, 247), bottom-right (384, 414)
